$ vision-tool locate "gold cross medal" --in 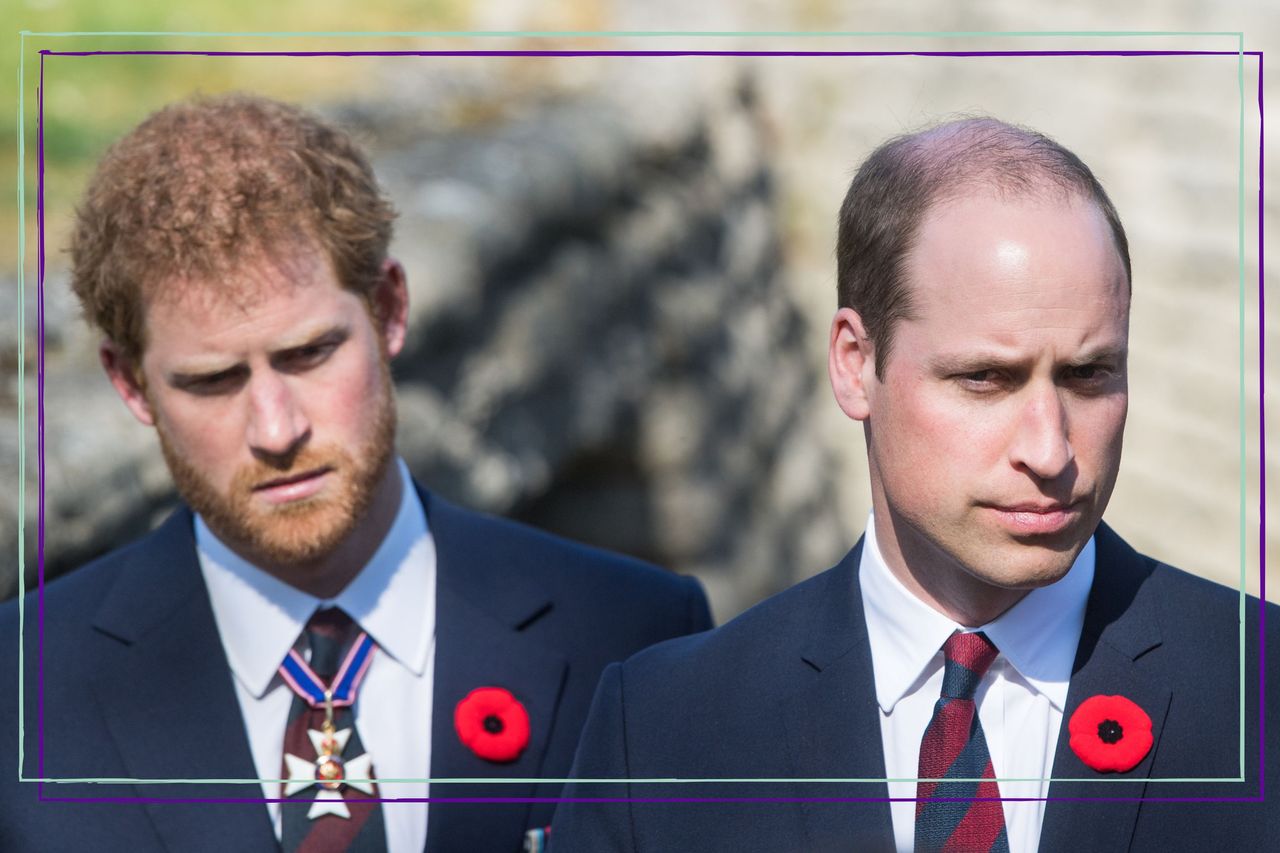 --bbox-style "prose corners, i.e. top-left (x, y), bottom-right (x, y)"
top-left (283, 694), bottom-right (375, 819)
